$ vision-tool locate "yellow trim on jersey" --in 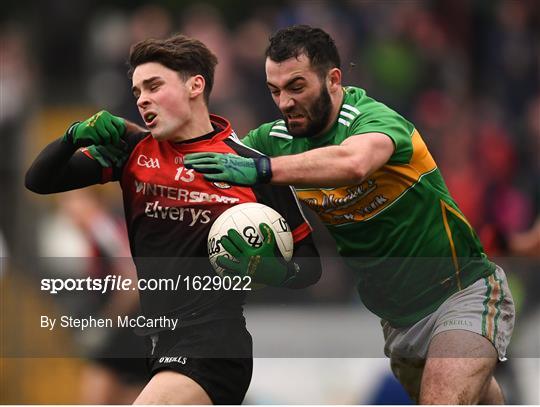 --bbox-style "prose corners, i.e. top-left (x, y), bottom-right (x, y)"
top-left (385, 129), bottom-right (437, 180)
top-left (296, 129), bottom-right (437, 225)
top-left (440, 198), bottom-right (474, 231)
top-left (440, 200), bottom-right (463, 290)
